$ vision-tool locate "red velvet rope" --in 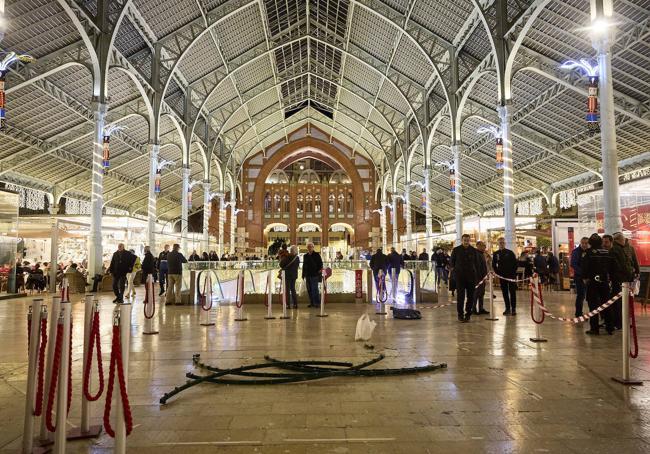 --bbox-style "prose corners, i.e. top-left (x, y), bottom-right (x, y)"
top-left (68, 319), bottom-right (72, 415)
top-left (34, 316), bottom-right (48, 416)
top-left (630, 294), bottom-right (639, 359)
top-left (530, 275), bottom-right (545, 325)
top-left (144, 280), bottom-right (155, 319)
top-left (45, 321), bottom-right (64, 432)
top-left (83, 309), bottom-right (104, 401)
top-left (27, 310), bottom-right (32, 350)
top-left (103, 324), bottom-right (133, 437)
